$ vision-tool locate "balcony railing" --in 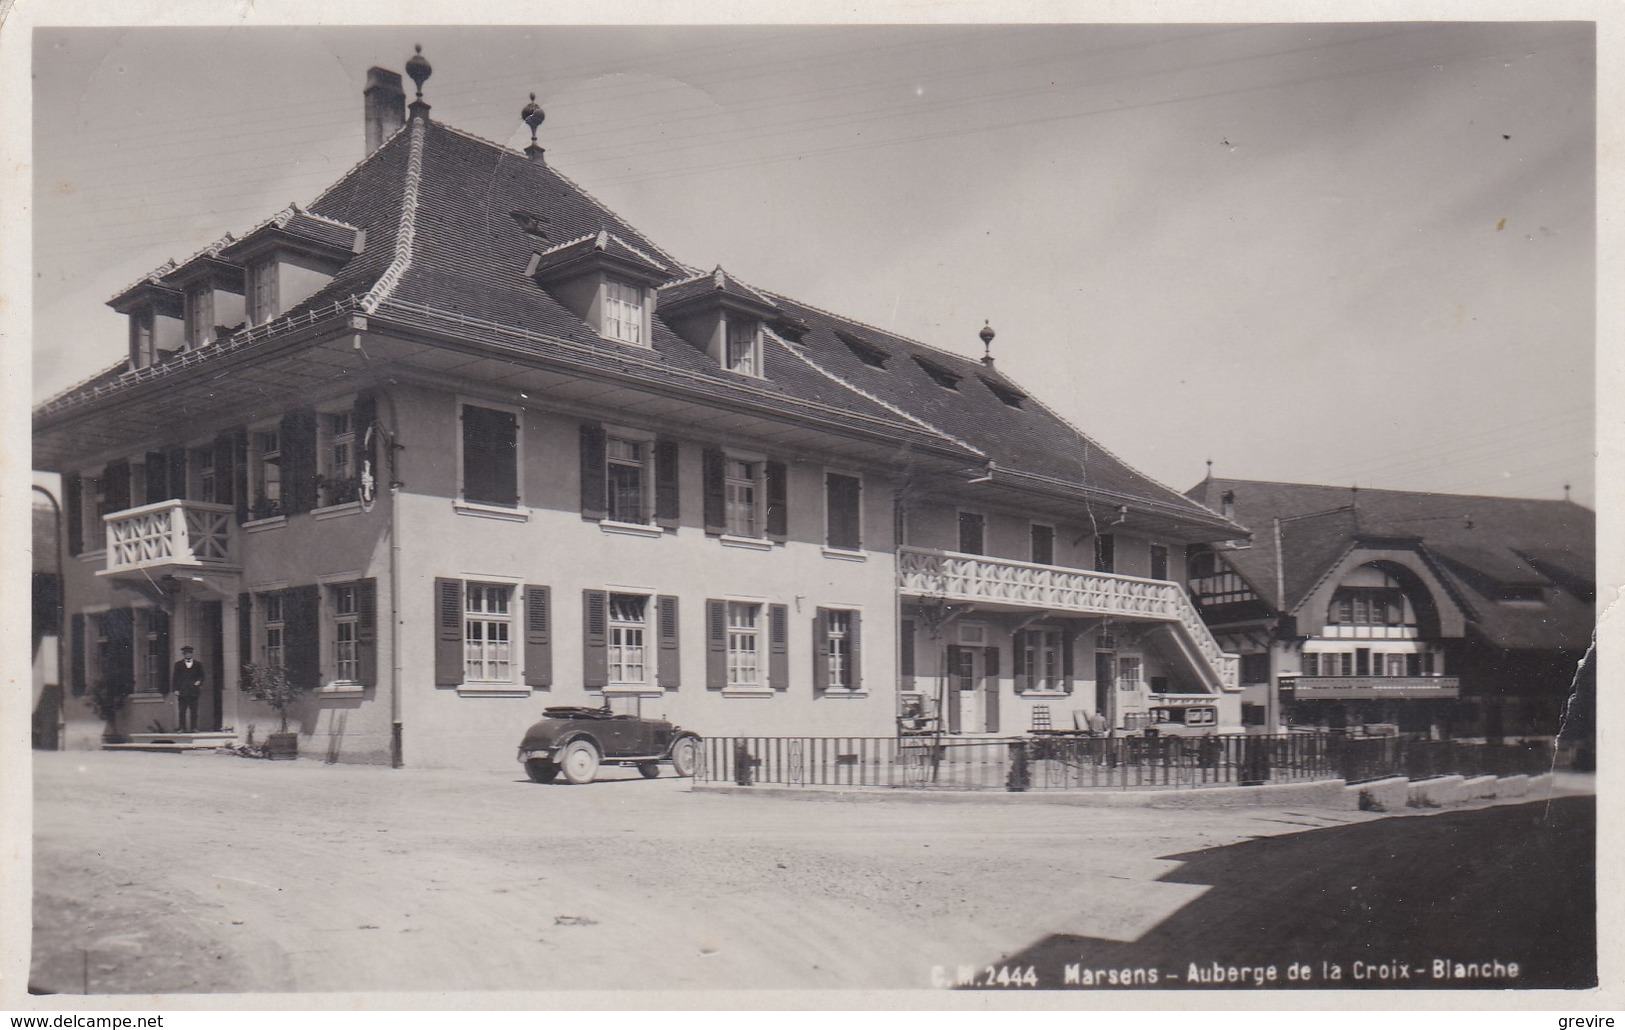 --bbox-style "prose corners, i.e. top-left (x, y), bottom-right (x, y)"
top-left (898, 546), bottom-right (1238, 690)
top-left (1286, 676), bottom-right (1461, 700)
top-left (102, 499), bottom-right (237, 576)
